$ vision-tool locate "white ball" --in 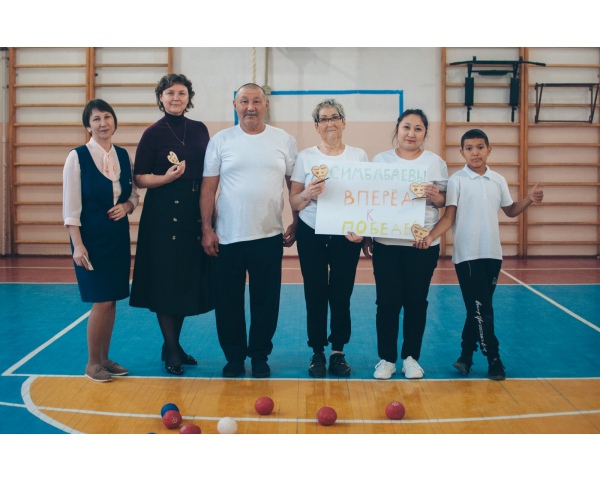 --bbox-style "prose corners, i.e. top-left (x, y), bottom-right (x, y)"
top-left (217, 417), bottom-right (238, 434)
